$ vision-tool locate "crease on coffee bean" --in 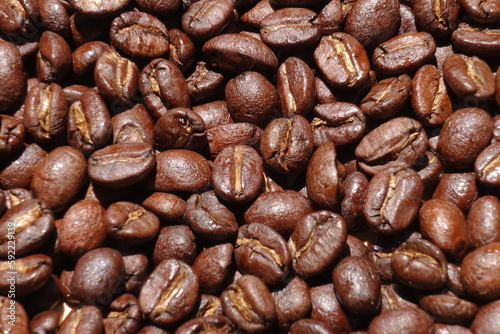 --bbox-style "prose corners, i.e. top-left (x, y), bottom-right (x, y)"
top-left (464, 57), bottom-right (487, 95)
top-left (151, 266), bottom-right (187, 317)
top-left (227, 284), bottom-right (260, 323)
top-left (72, 102), bottom-right (94, 145)
top-left (236, 237), bottom-right (283, 268)
top-left (38, 85), bottom-right (52, 135)
top-left (328, 36), bottom-right (358, 84)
